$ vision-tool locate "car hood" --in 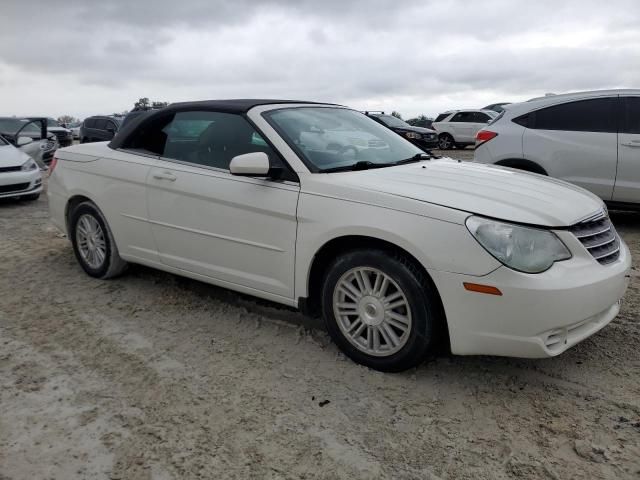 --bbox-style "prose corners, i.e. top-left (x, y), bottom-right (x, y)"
top-left (395, 126), bottom-right (436, 134)
top-left (330, 159), bottom-right (604, 227)
top-left (0, 144), bottom-right (31, 167)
